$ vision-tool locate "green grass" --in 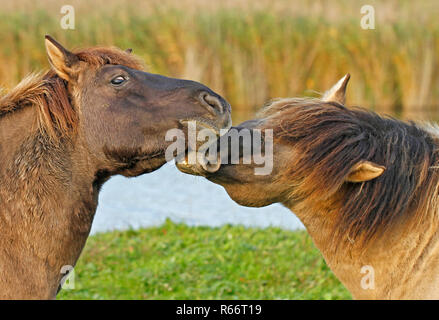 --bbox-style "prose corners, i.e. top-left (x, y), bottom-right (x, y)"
top-left (58, 220), bottom-right (351, 300)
